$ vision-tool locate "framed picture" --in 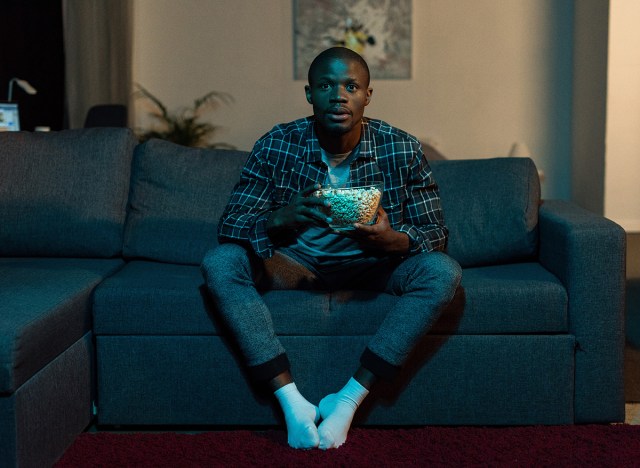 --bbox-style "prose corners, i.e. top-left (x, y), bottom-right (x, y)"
top-left (293, 0), bottom-right (412, 80)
